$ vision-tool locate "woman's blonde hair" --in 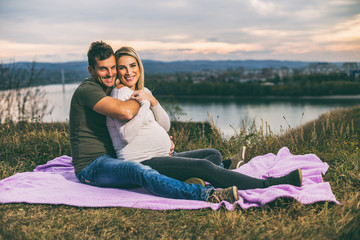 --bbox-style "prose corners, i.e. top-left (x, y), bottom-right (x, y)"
top-left (114, 46), bottom-right (144, 90)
